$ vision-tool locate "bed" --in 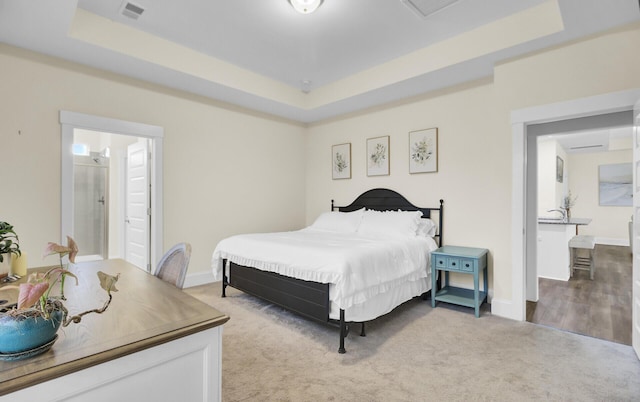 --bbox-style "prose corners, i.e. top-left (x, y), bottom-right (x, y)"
top-left (211, 188), bottom-right (443, 353)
